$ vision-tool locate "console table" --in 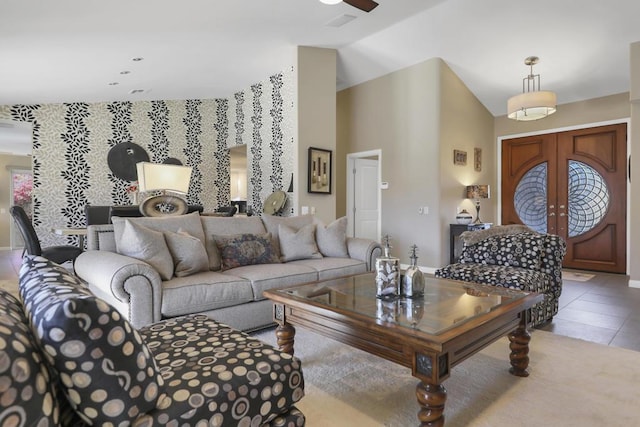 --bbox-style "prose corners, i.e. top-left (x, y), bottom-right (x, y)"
top-left (449, 223), bottom-right (492, 263)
